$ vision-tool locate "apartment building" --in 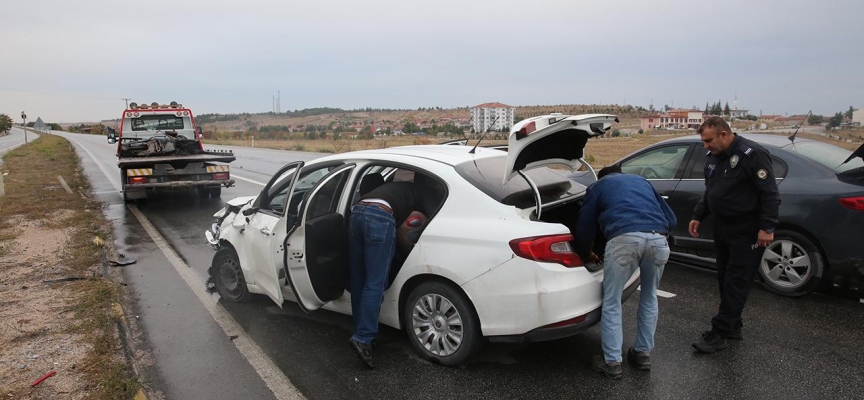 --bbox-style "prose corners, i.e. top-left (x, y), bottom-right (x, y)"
top-left (470, 102), bottom-right (515, 133)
